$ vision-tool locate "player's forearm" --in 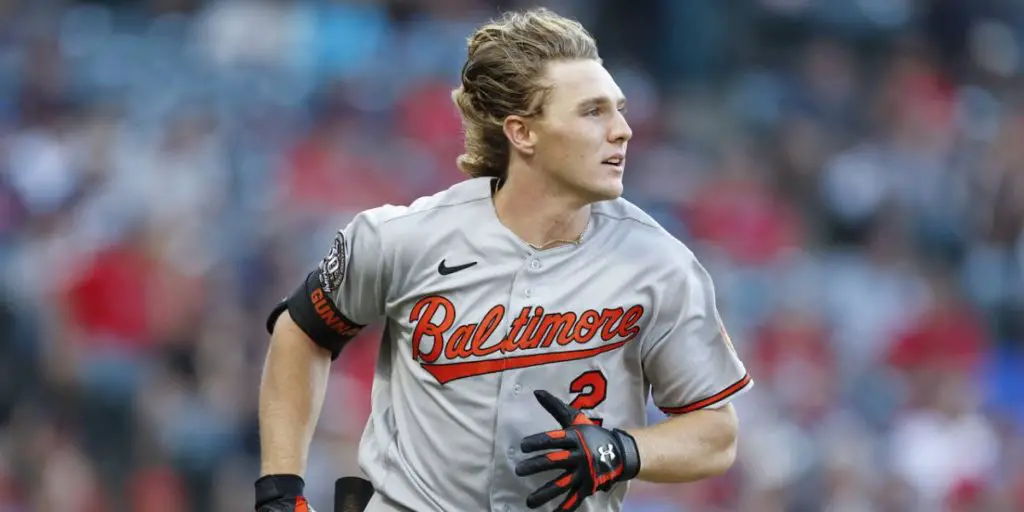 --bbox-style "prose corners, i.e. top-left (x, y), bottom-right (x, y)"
top-left (626, 404), bottom-right (739, 483)
top-left (258, 311), bottom-right (333, 476)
